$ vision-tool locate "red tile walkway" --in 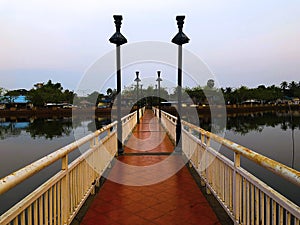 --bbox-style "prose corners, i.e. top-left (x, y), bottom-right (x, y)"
top-left (80, 110), bottom-right (221, 225)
